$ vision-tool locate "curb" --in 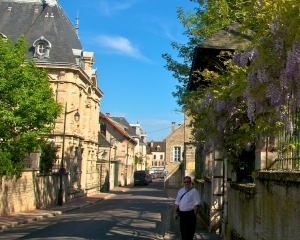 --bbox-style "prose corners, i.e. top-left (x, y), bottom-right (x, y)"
top-left (0, 211), bottom-right (61, 232)
top-left (163, 208), bottom-right (172, 239)
top-left (0, 193), bottom-right (116, 233)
